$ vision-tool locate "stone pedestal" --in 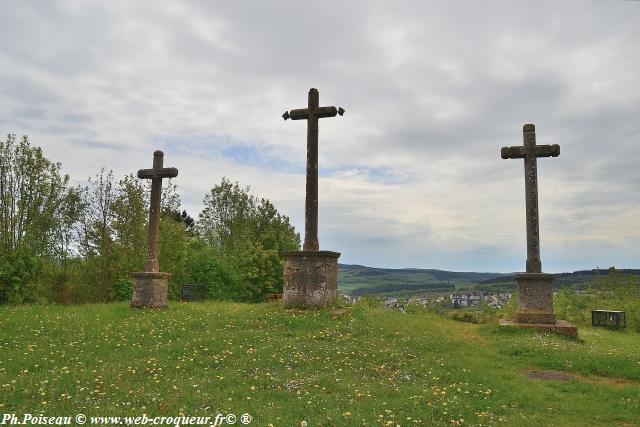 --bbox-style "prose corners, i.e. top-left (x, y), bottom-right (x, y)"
top-left (515, 272), bottom-right (556, 324)
top-left (130, 272), bottom-right (170, 308)
top-left (500, 272), bottom-right (577, 337)
top-left (281, 251), bottom-right (340, 308)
